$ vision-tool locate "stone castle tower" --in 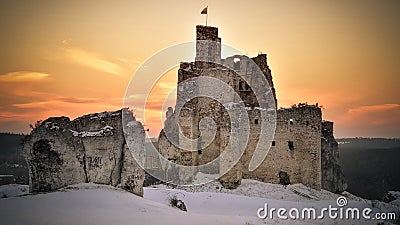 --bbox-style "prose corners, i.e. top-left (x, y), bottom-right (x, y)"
top-left (157, 25), bottom-right (347, 192)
